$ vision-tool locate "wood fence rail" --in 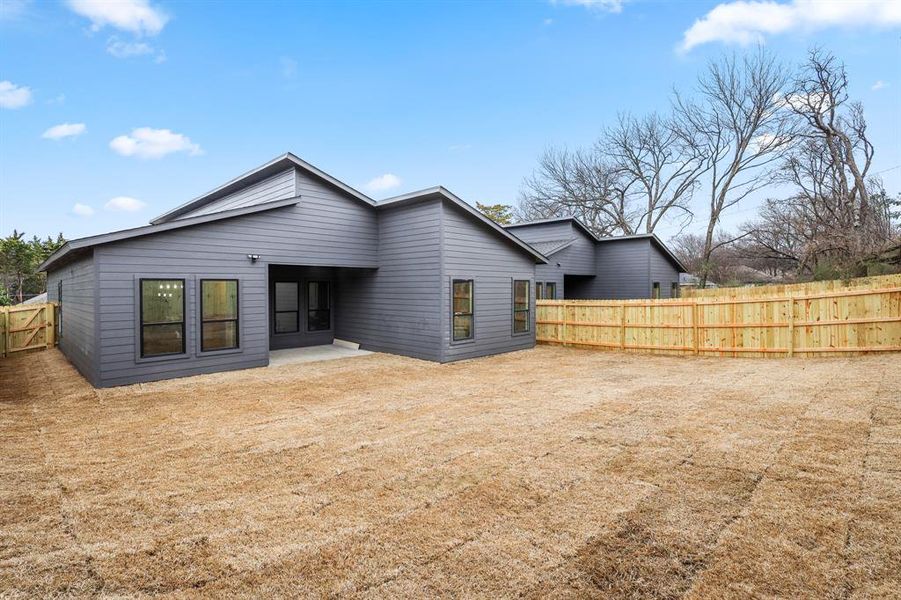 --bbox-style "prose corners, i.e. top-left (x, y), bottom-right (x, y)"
top-left (0, 303), bottom-right (57, 358)
top-left (537, 286), bottom-right (901, 357)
